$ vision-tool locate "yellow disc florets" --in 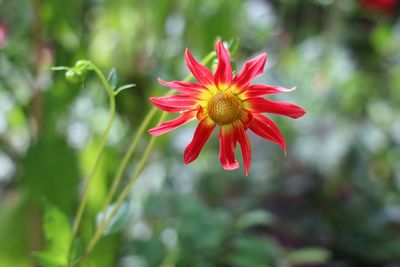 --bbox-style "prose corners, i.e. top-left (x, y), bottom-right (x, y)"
top-left (207, 92), bottom-right (242, 125)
